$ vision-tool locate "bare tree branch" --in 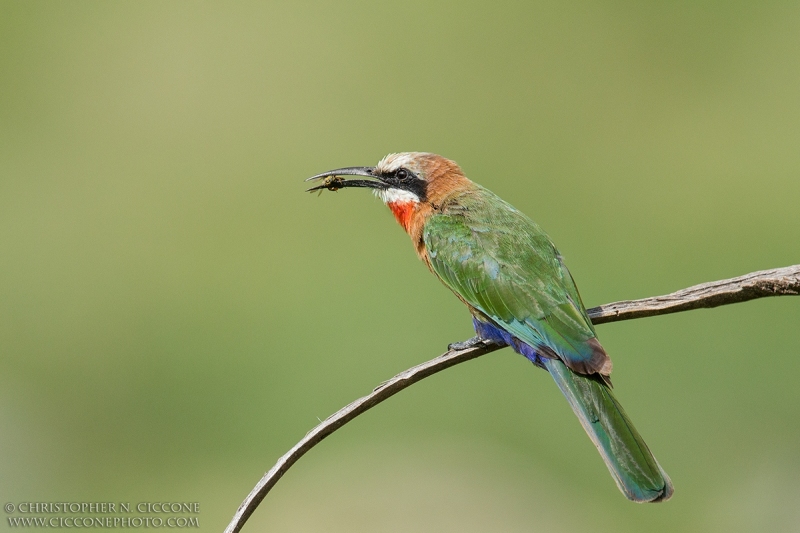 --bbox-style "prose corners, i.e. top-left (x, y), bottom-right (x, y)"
top-left (224, 265), bottom-right (800, 533)
top-left (586, 264), bottom-right (800, 324)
